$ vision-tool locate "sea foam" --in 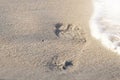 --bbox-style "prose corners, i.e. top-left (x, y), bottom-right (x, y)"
top-left (89, 0), bottom-right (120, 54)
